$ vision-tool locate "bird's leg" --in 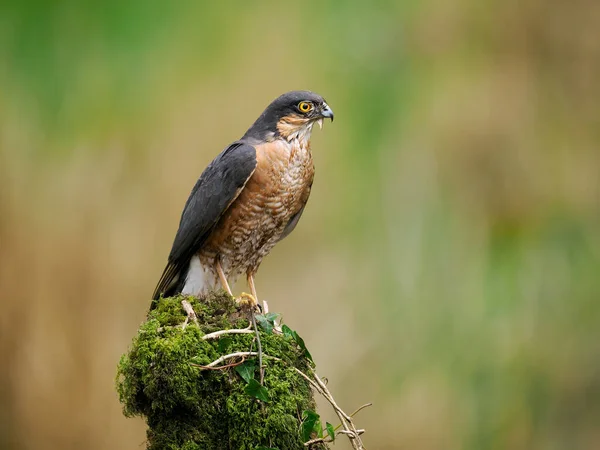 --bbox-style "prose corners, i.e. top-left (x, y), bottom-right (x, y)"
top-left (247, 273), bottom-right (259, 307)
top-left (237, 272), bottom-right (259, 310)
top-left (215, 258), bottom-right (233, 296)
